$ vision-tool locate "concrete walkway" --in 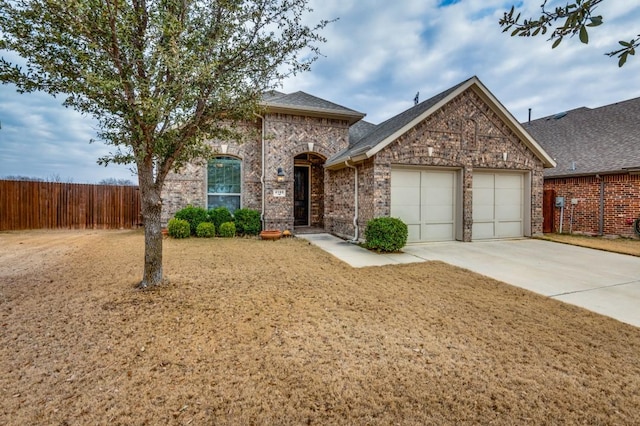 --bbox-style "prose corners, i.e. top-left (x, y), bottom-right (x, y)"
top-left (298, 234), bottom-right (640, 328)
